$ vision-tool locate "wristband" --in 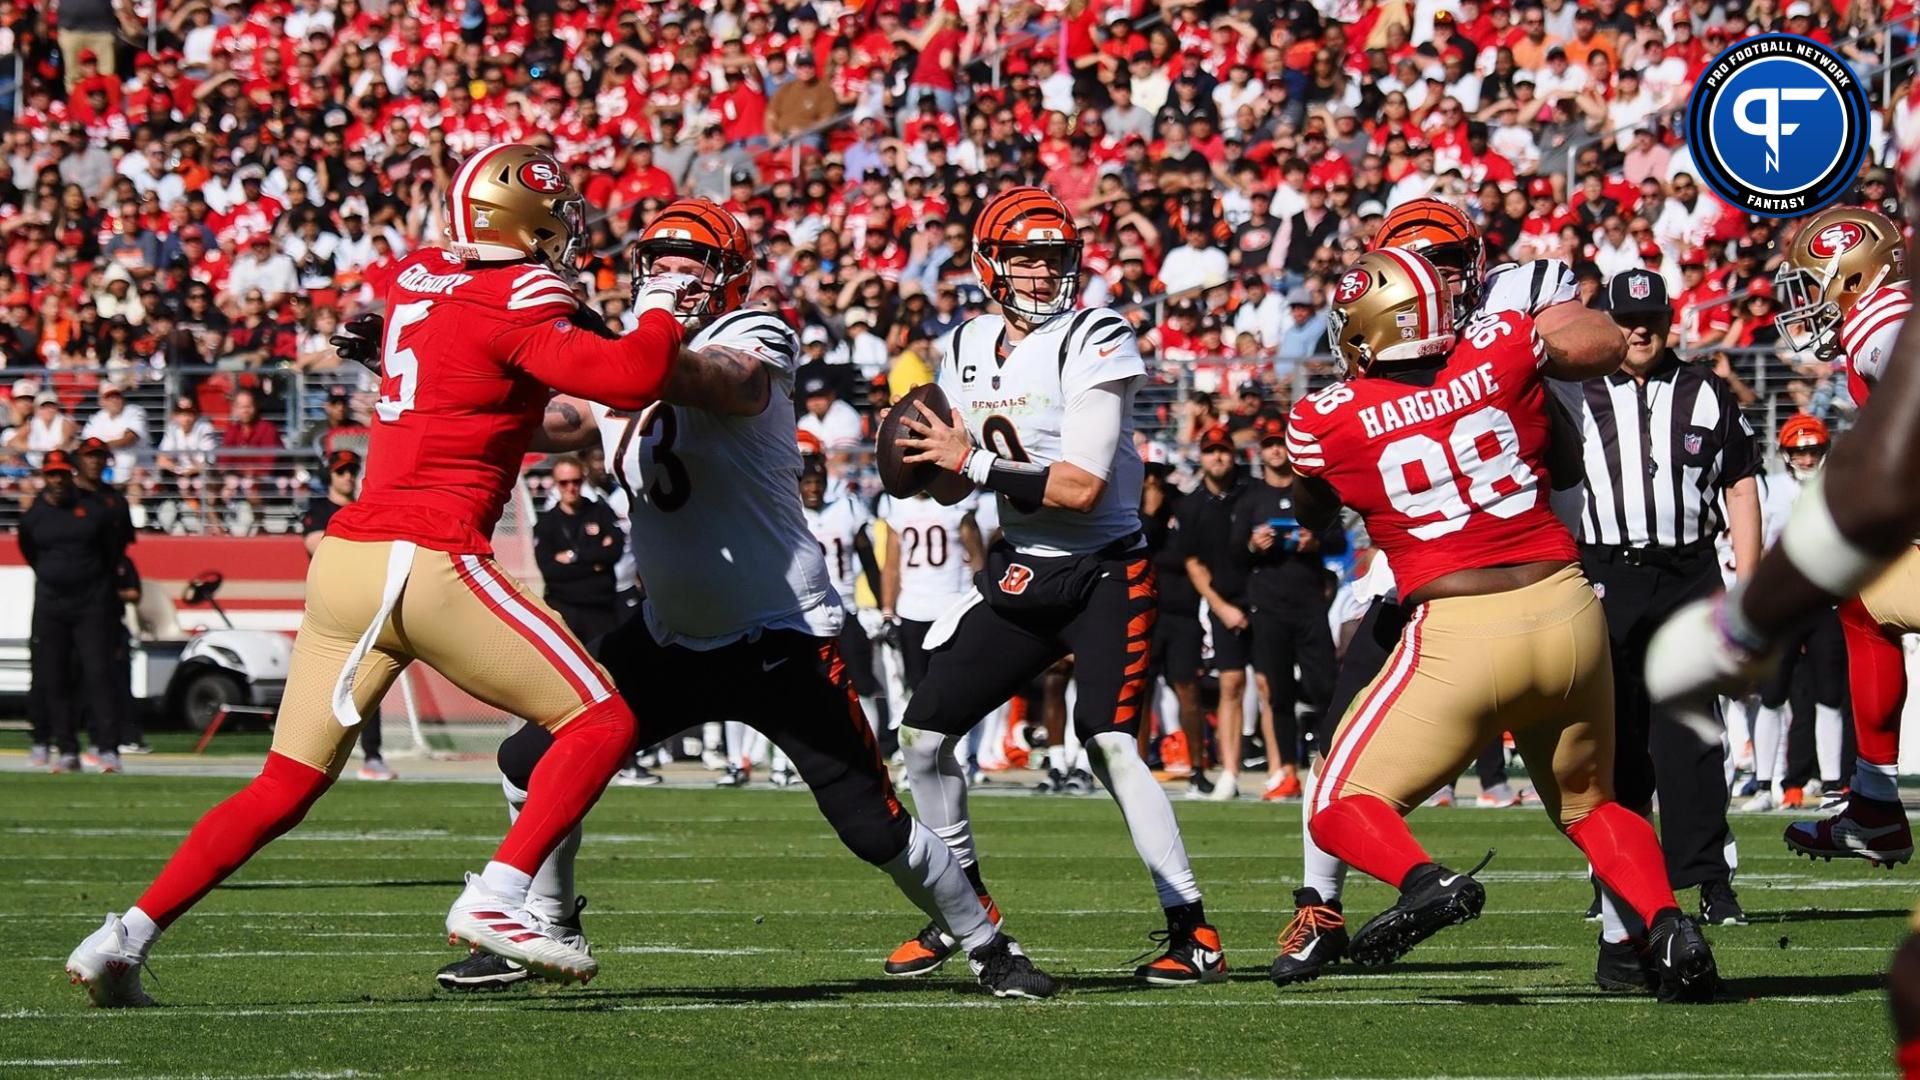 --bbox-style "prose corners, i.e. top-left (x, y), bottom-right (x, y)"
top-left (965, 448), bottom-right (997, 485)
top-left (1778, 471), bottom-right (1892, 598)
